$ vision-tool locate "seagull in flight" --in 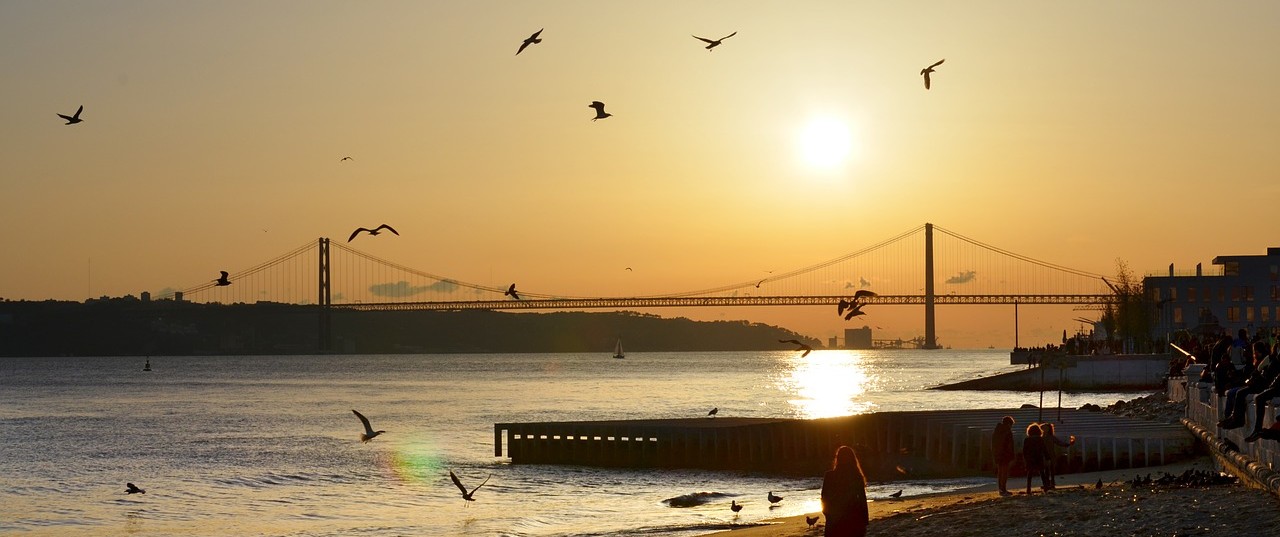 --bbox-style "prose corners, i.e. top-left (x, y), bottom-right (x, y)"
top-left (214, 271), bottom-right (231, 286)
top-left (449, 470), bottom-right (491, 503)
top-left (693, 31), bottom-right (737, 50)
top-left (351, 409), bottom-right (385, 443)
top-left (125, 482), bottom-right (145, 494)
top-left (843, 302), bottom-right (866, 320)
top-left (920, 59), bottom-right (944, 89)
top-left (504, 283), bottom-right (520, 300)
top-left (347, 224), bottom-right (398, 242)
top-left (588, 101), bottom-right (611, 121)
top-left (767, 491), bottom-right (784, 504)
top-left (340, 156), bottom-right (353, 162)
top-left (779, 339), bottom-right (812, 358)
top-left (516, 28), bottom-right (543, 55)
top-left (707, 407), bottom-right (718, 418)
top-left (58, 105), bottom-right (84, 125)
